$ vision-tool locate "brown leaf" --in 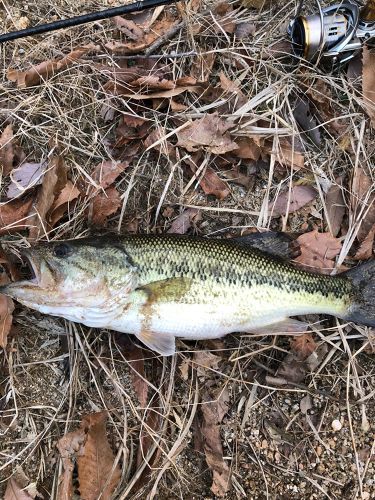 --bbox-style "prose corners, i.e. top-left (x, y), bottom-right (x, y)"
top-left (48, 181), bottom-right (81, 227)
top-left (167, 208), bottom-right (200, 234)
top-left (0, 270), bottom-right (14, 349)
top-left (275, 344), bottom-right (328, 385)
top-left (325, 177), bottom-right (346, 237)
top-left (106, 14), bottom-right (179, 53)
top-left (91, 160), bottom-right (128, 190)
top-left (354, 224), bottom-right (375, 260)
top-left (7, 161), bottom-right (47, 199)
top-left (125, 345), bottom-right (148, 408)
top-left (29, 155), bottom-right (66, 240)
top-left (235, 21), bottom-right (256, 39)
top-left (90, 186), bottom-right (121, 226)
top-left (189, 161), bottom-right (230, 200)
top-left (232, 136), bottom-right (261, 160)
top-left (290, 333), bottom-right (317, 360)
top-left (0, 197), bottom-right (33, 235)
top-left (4, 468), bottom-right (37, 500)
top-left (269, 185), bottom-right (317, 217)
top-left (194, 351), bottom-right (222, 377)
top-left (362, 0), bottom-right (375, 21)
top-left (113, 16), bottom-right (144, 40)
top-left (0, 124), bottom-right (15, 175)
top-left (177, 114), bottom-right (238, 154)
top-left (241, 0), bottom-right (271, 8)
top-left (77, 412), bottom-right (121, 500)
top-left (294, 230), bottom-right (342, 273)
top-left (57, 428), bottom-right (86, 500)
top-left (7, 45), bottom-right (95, 88)
top-left (191, 52), bottom-right (216, 81)
top-left (351, 167), bottom-right (375, 241)
top-left (363, 45), bottom-right (375, 127)
top-left (200, 386), bottom-right (231, 497)
top-left (264, 139), bottom-right (305, 169)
